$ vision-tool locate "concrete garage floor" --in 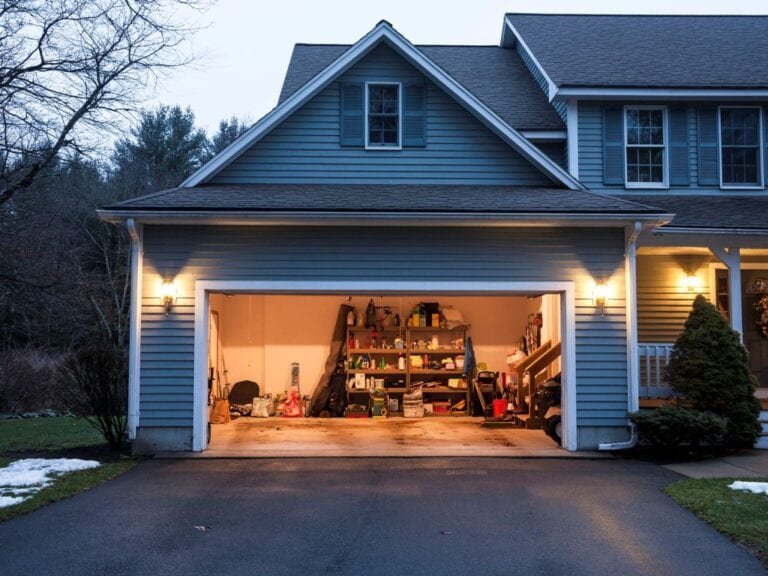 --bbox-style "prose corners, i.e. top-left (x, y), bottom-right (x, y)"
top-left (197, 417), bottom-right (608, 458)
